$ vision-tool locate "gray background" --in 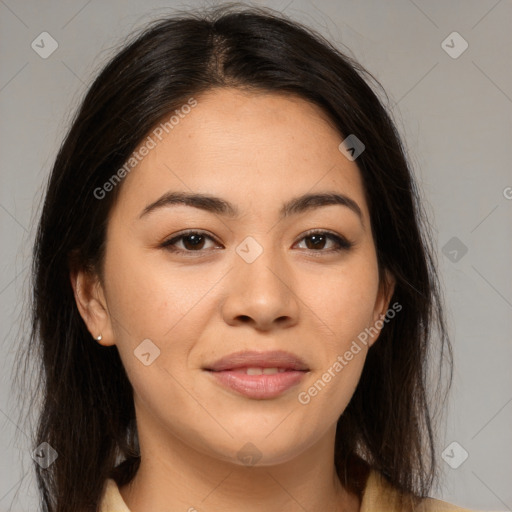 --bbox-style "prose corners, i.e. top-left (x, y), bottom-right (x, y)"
top-left (1, 0), bottom-right (511, 510)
